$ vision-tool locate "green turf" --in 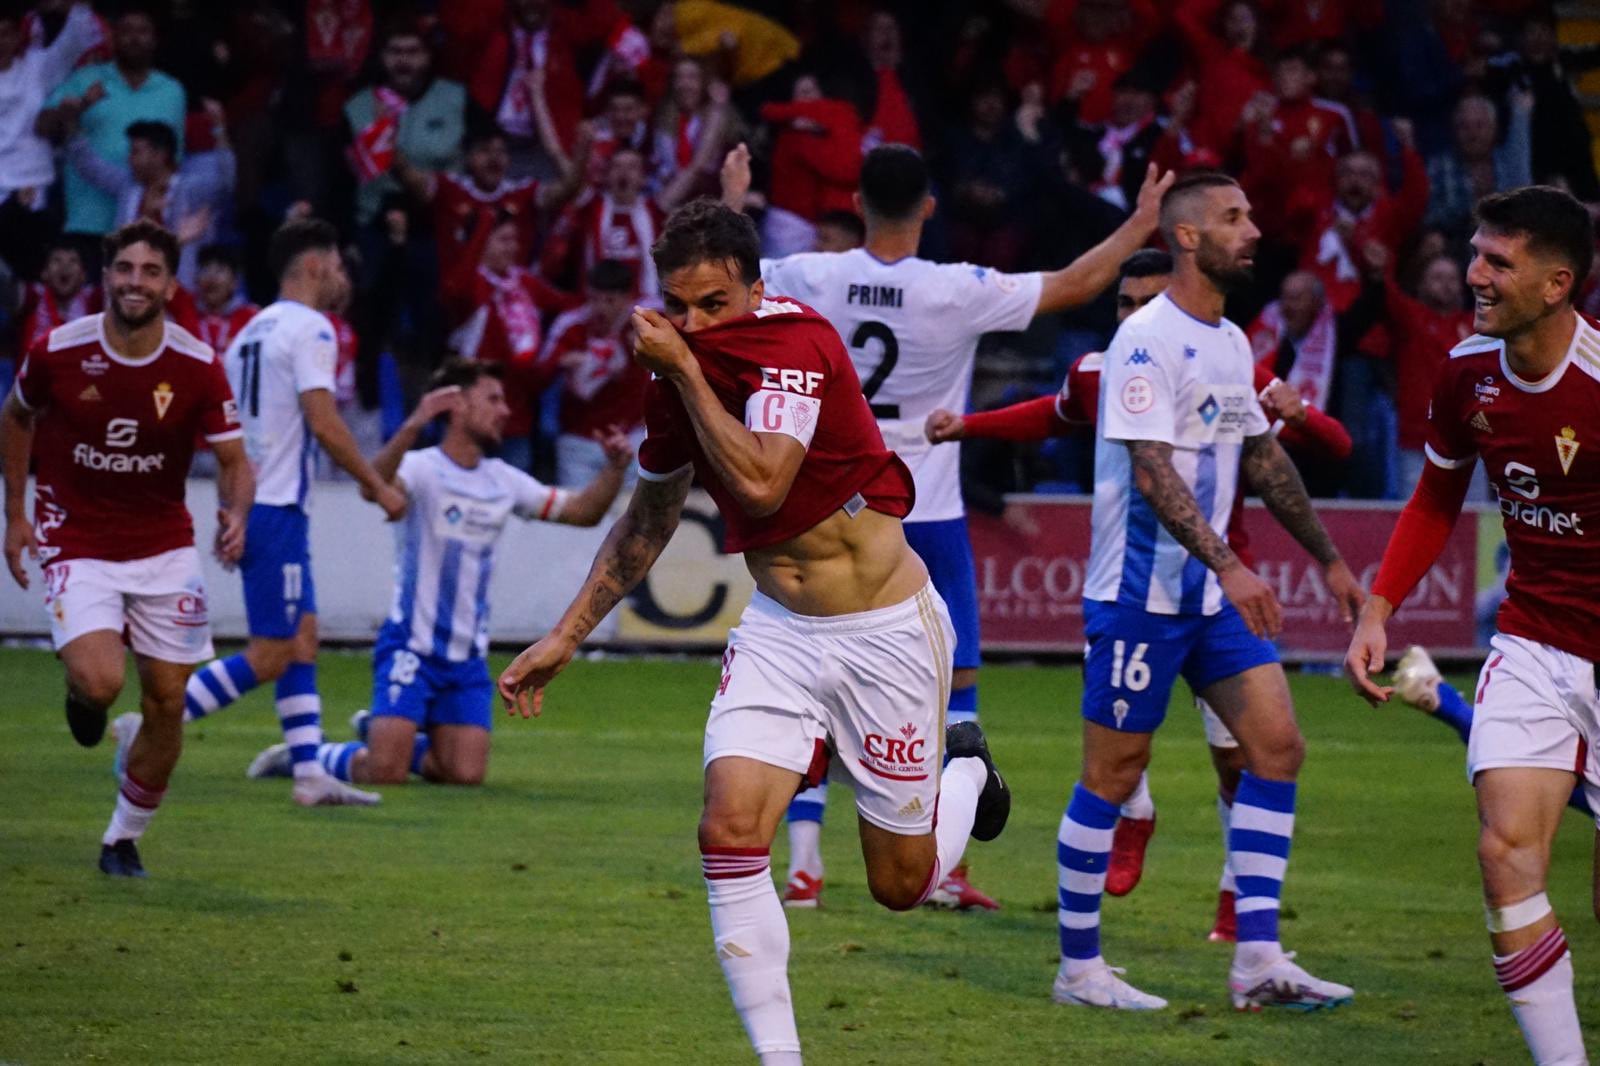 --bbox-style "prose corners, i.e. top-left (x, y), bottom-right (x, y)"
top-left (1, 645), bottom-right (1595, 1064)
